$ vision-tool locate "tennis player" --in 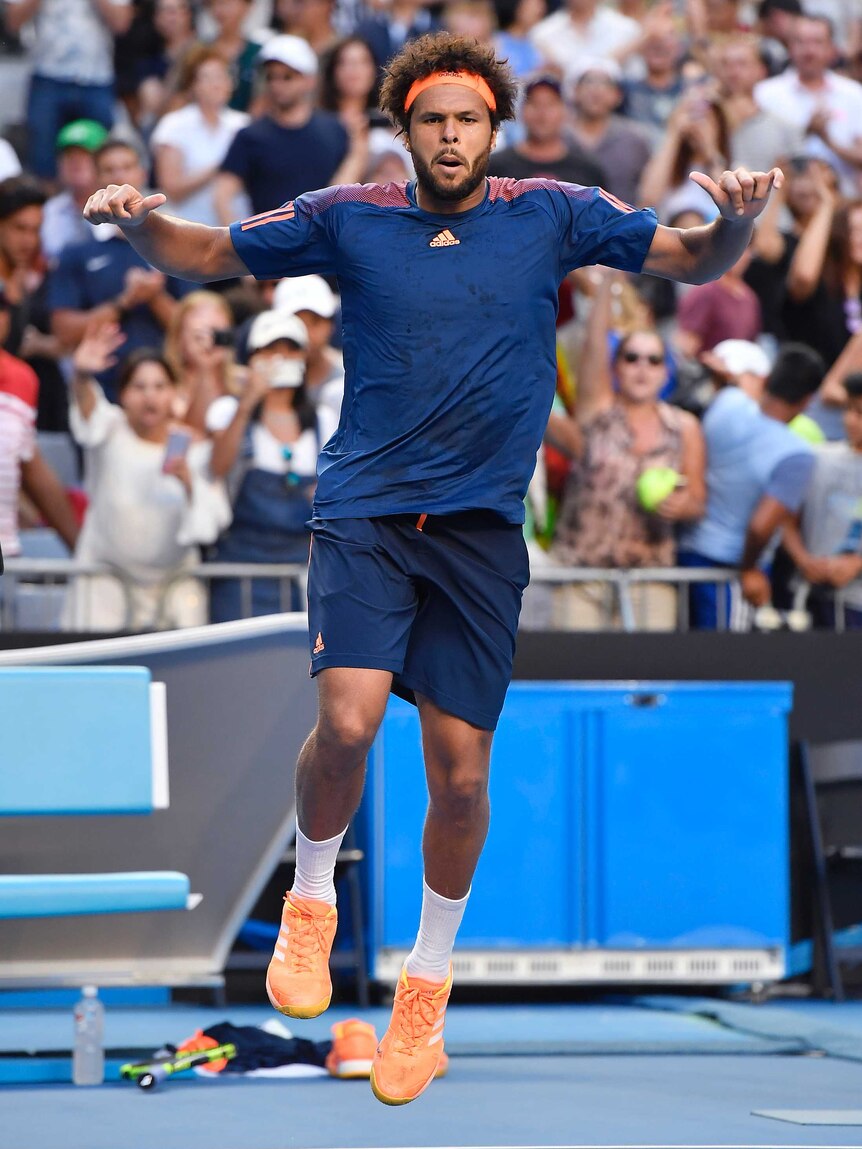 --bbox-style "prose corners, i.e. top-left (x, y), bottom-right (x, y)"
top-left (84, 32), bottom-right (782, 1106)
